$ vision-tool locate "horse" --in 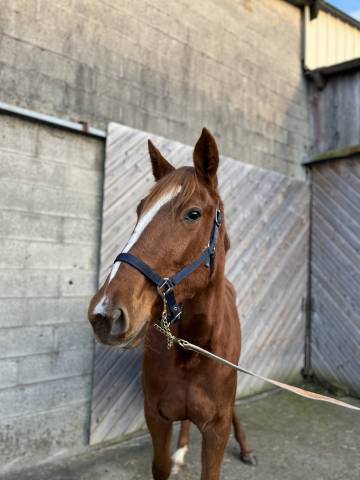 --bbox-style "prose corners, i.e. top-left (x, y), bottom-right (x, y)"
top-left (88, 128), bottom-right (256, 479)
